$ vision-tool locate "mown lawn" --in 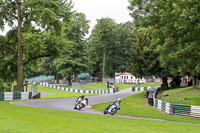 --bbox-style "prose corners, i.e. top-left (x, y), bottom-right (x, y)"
top-left (81, 82), bottom-right (107, 90)
top-left (93, 92), bottom-right (200, 124)
top-left (137, 82), bottom-right (162, 87)
top-left (0, 101), bottom-right (199, 133)
top-left (117, 84), bottom-right (136, 90)
top-left (60, 82), bottom-right (108, 90)
top-left (37, 85), bottom-right (96, 99)
top-left (158, 87), bottom-right (200, 106)
top-left (61, 82), bottom-right (135, 90)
